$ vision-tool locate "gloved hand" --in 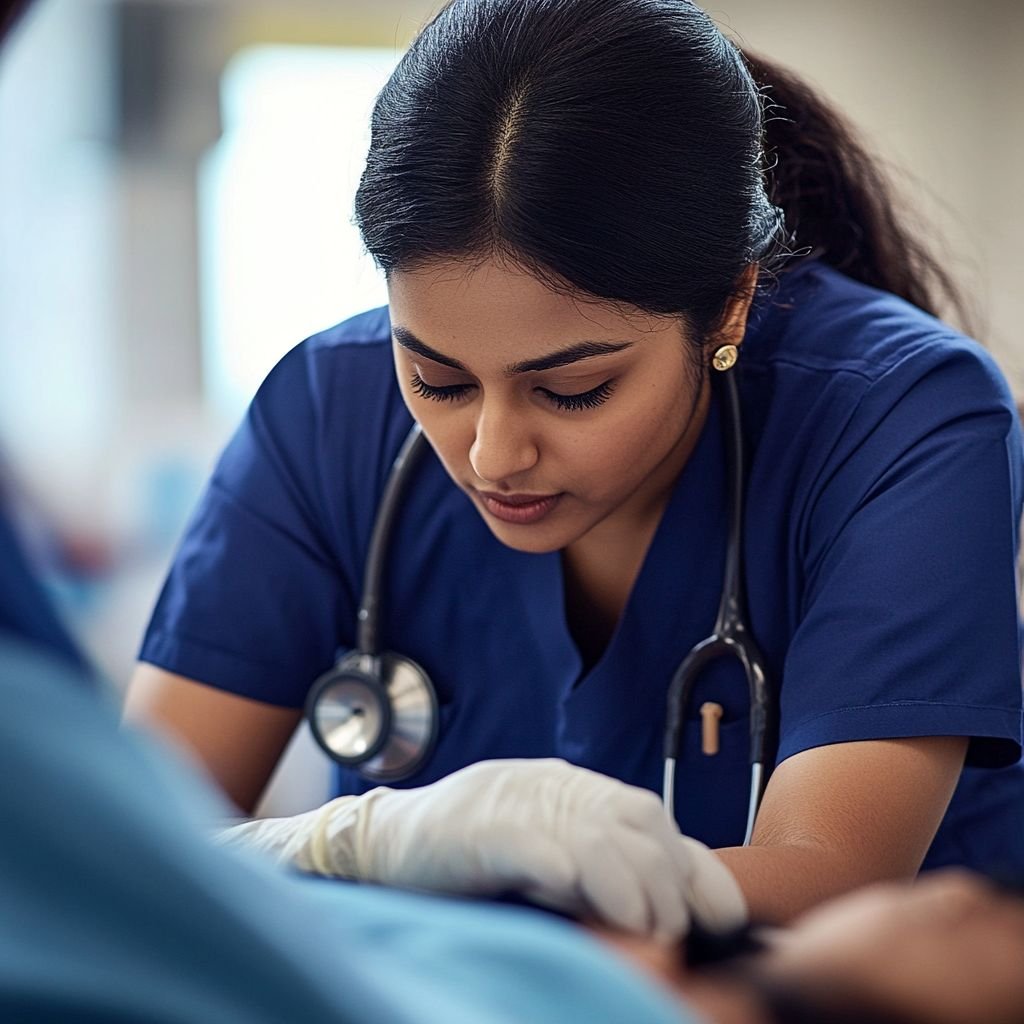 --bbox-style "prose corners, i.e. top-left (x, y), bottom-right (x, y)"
top-left (218, 758), bottom-right (747, 938)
